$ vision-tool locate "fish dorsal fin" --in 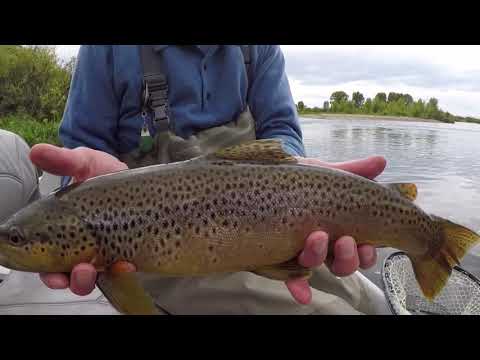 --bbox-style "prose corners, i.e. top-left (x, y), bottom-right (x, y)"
top-left (384, 183), bottom-right (418, 201)
top-left (209, 139), bottom-right (298, 164)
